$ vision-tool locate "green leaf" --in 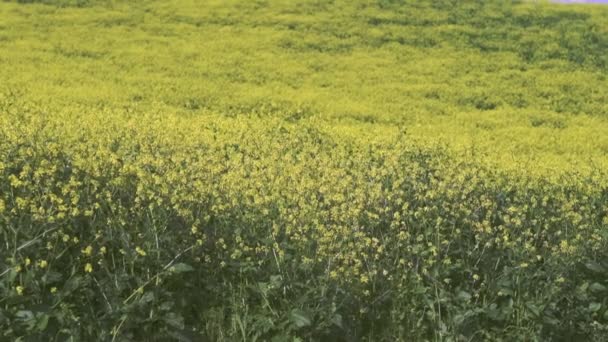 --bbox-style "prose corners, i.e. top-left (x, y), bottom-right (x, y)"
top-left (457, 291), bottom-right (471, 302)
top-left (163, 312), bottom-right (185, 329)
top-left (289, 309), bottom-right (312, 328)
top-left (543, 315), bottom-right (560, 326)
top-left (140, 291), bottom-right (155, 303)
top-left (169, 263), bottom-right (194, 273)
top-left (36, 313), bottom-right (49, 332)
top-left (7, 268), bottom-right (18, 283)
top-left (452, 314), bottom-right (465, 325)
top-left (15, 310), bottom-right (34, 321)
top-left (589, 283), bottom-right (607, 293)
top-left (42, 271), bottom-right (62, 284)
top-left (589, 302), bottom-right (602, 312)
top-left (269, 275), bottom-right (282, 288)
top-left (331, 314), bottom-right (343, 329)
top-left (585, 262), bottom-right (605, 273)
top-left (525, 303), bottom-right (541, 317)
top-left (64, 276), bottom-right (82, 293)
